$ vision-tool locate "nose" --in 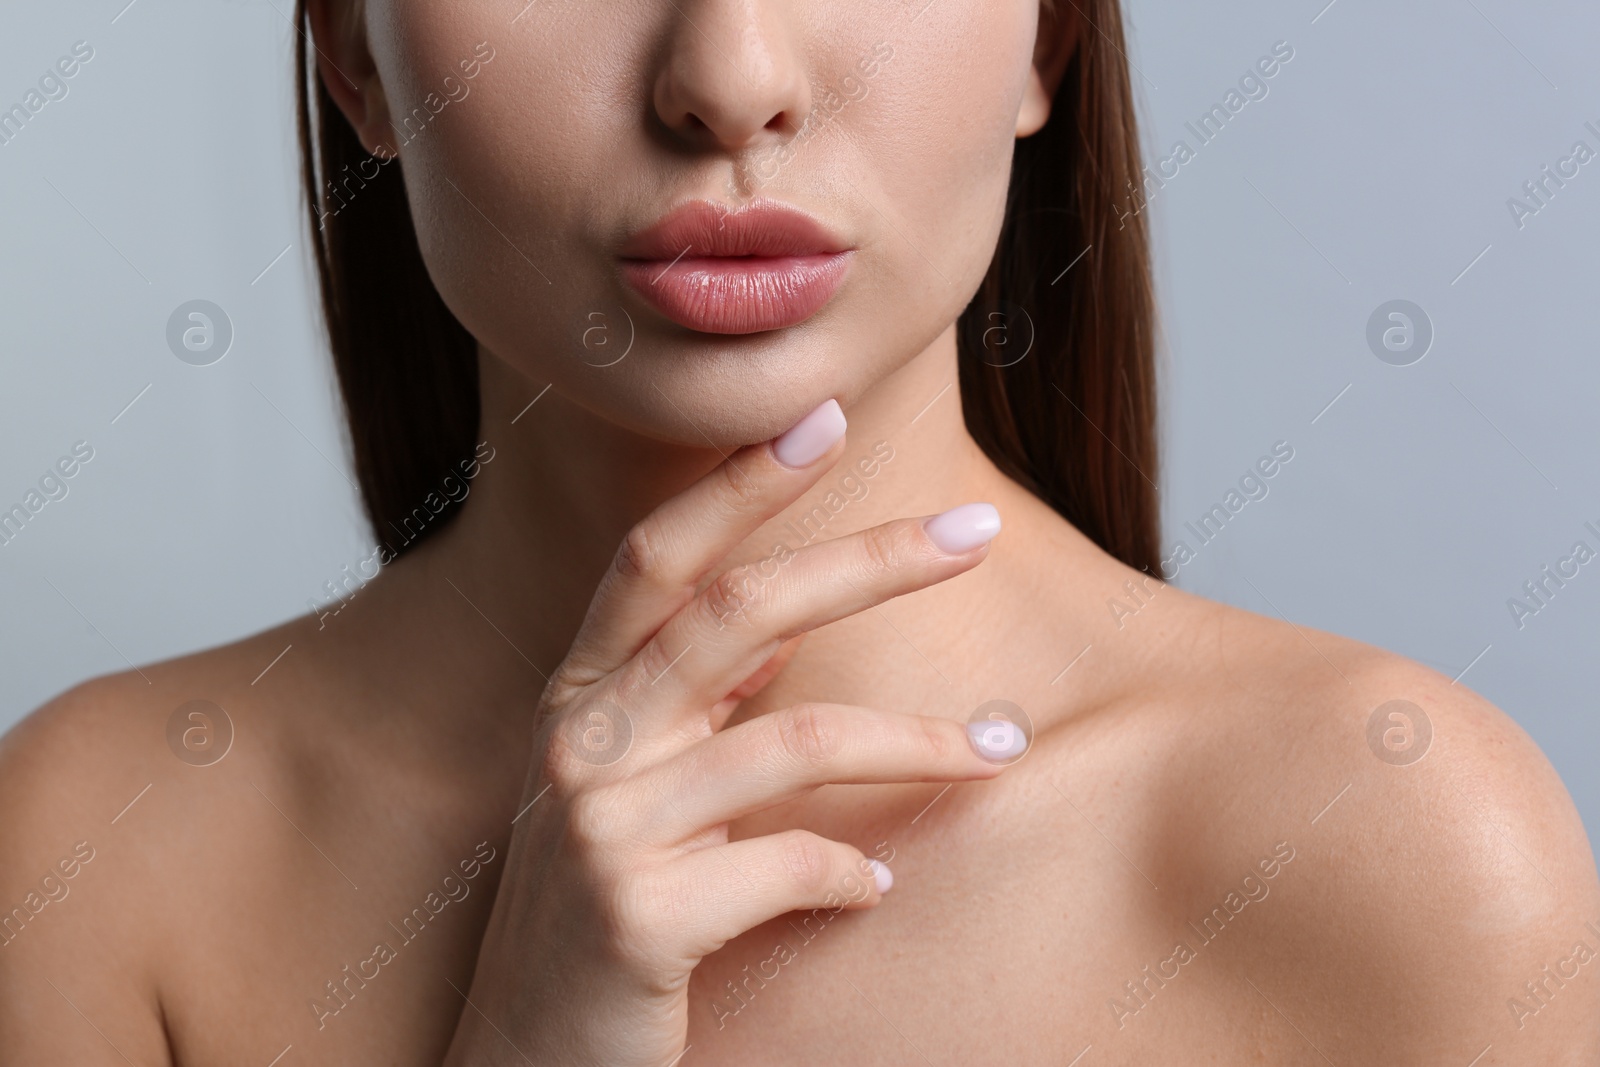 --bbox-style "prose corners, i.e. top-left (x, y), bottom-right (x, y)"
top-left (652, 0), bottom-right (812, 152)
